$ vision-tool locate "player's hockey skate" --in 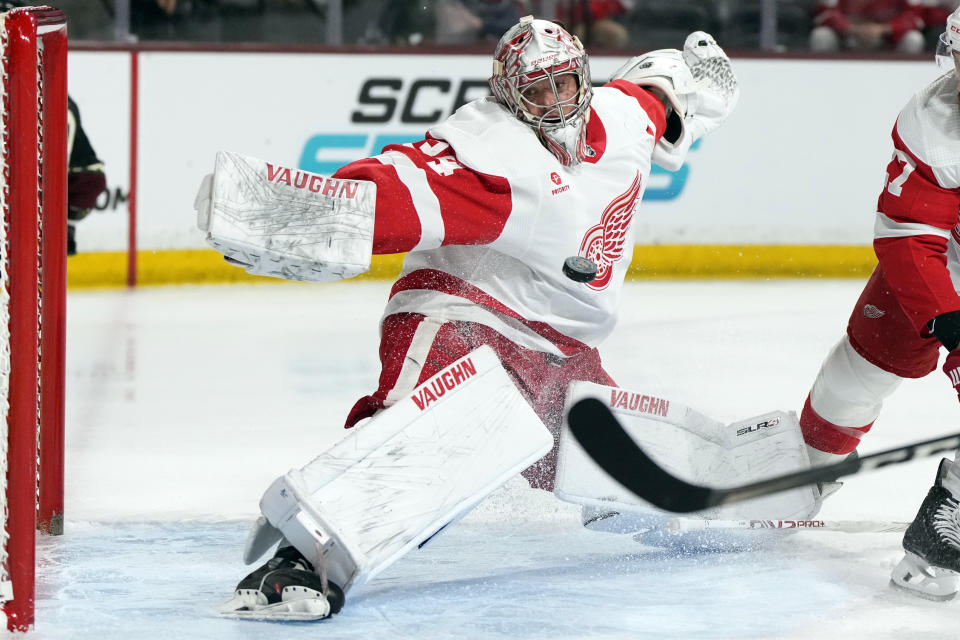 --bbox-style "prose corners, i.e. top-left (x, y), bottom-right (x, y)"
top-left (890, 459), bottom-right (960, 601)
top-left (219, 545), bottom-right (345, 621)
